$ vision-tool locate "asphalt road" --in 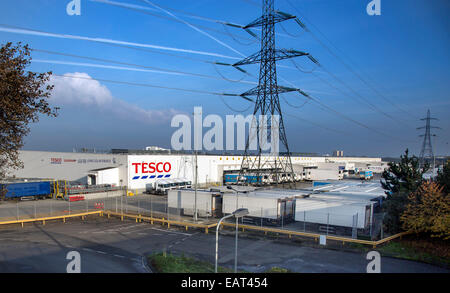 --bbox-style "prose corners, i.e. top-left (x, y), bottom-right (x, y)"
top-left (0, 217), bottom-right (447, 273)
